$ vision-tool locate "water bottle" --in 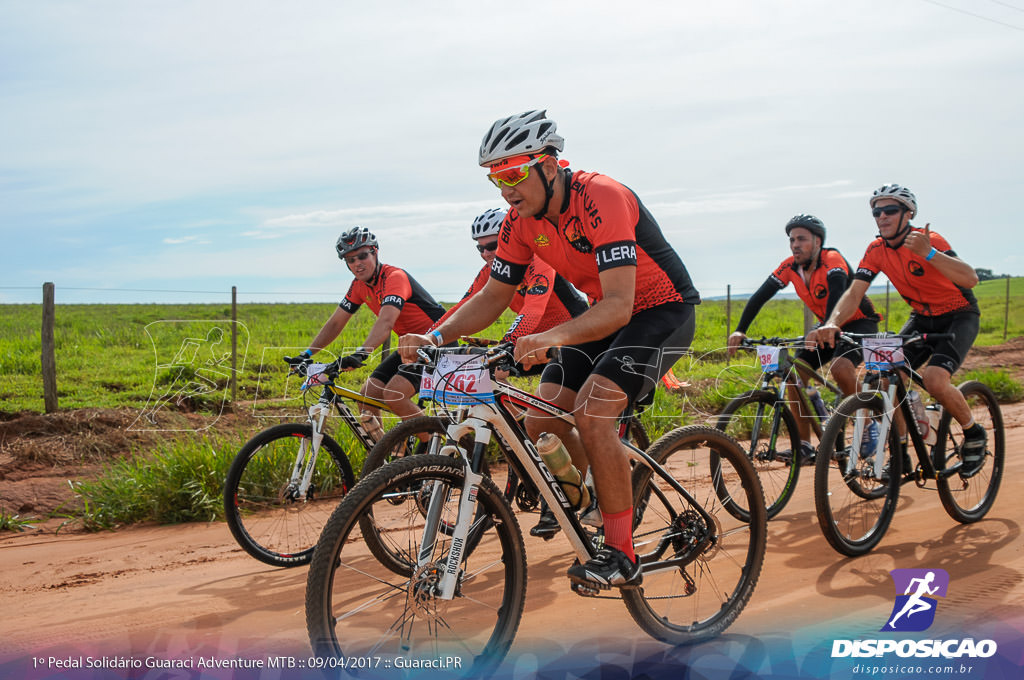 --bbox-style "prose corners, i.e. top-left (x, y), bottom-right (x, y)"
top-left (860, 419), bottom-right (879, 456)
top-left (908, 390), bottom-right (929, 439)
top-left (805, 385), bottom-right (828, 419)
top-left (924, 405), bottom-right (940, 446)
top-left (535, 433), bottom-right (590, 510)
